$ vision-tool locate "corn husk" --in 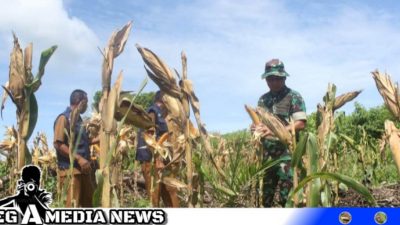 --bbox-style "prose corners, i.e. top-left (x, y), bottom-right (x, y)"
top-left (86, 112), bottom-right (101, 139)
top-left (385, 120), bottom-right (400, 175)
top-left (0, 140), bottom-right (16, 152)
top-left (136, 44), bottom-right (182, 98)
top-left (333, 90), bottom-right (362, 111)
top-left (372, 70), bottom-right (400, 119)
top-left (189, 120), bottom-right (200, 139)
top-left (143, 132), bottom-right (170, 159)
top-left (38, 151), bottom-right (56, 164)
top-left (256, 107), bottom-right (292, 147)
top-left (24, 43), bottom-right (33, 84)
top-left (245, 104), bottom-right (260, 125)
top-left (8, 34), bottom-right (25, 110)
top-left (162, 94), bottom-right (186, 128)
top-left (162, 176), bottom-right (187, 189)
